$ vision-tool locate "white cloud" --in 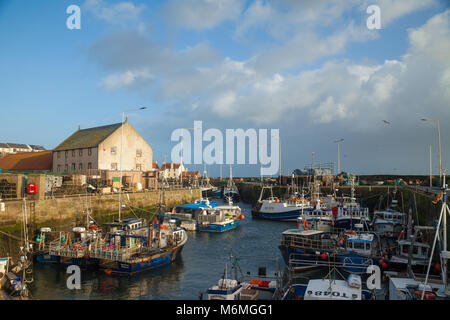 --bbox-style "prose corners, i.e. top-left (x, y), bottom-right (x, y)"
top-left (84, 0), bottom-right (144, 25)
top-left (100, 70), bottom-right (152, 90)
top-left (164, 0), bottom-right (245, 30)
